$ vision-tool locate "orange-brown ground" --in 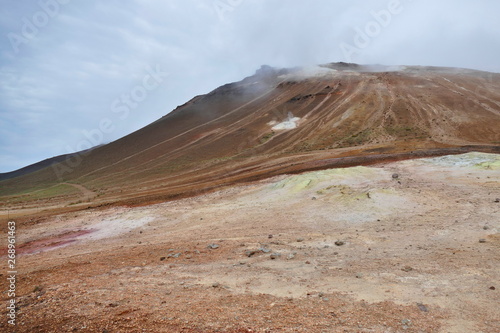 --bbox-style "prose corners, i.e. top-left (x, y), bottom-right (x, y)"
top-left (1, 153), bottom-right (499, 332)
